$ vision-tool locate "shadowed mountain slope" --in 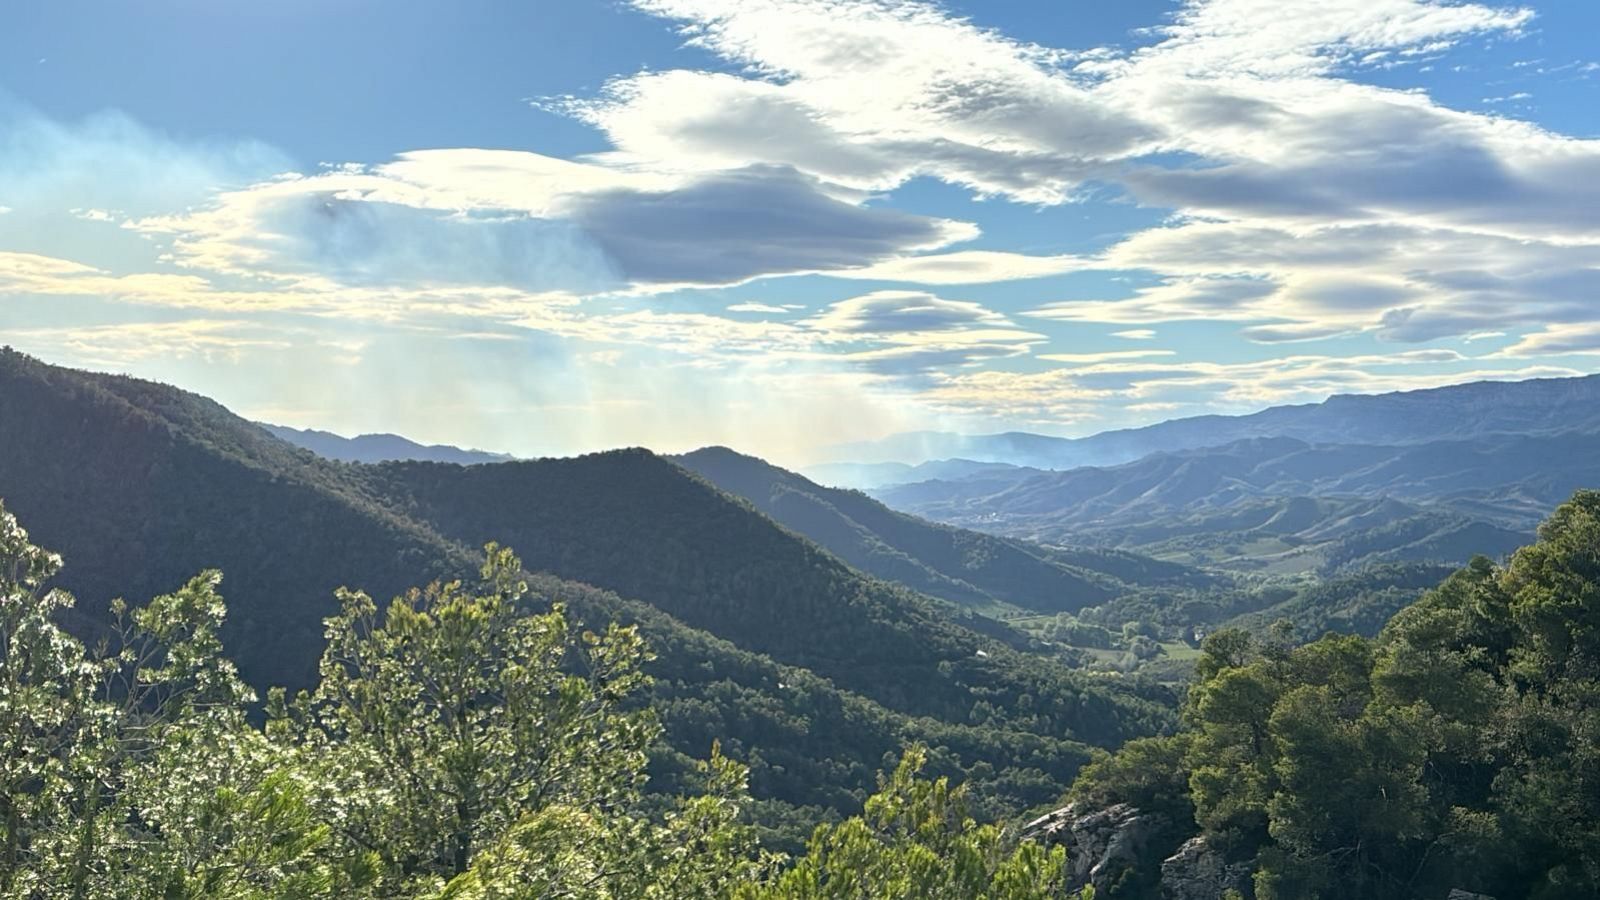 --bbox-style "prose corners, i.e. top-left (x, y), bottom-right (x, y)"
top-left (675, 446), bottom-right (1208, 615)
top-left (0, 348), bottom-right (1174, 836)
